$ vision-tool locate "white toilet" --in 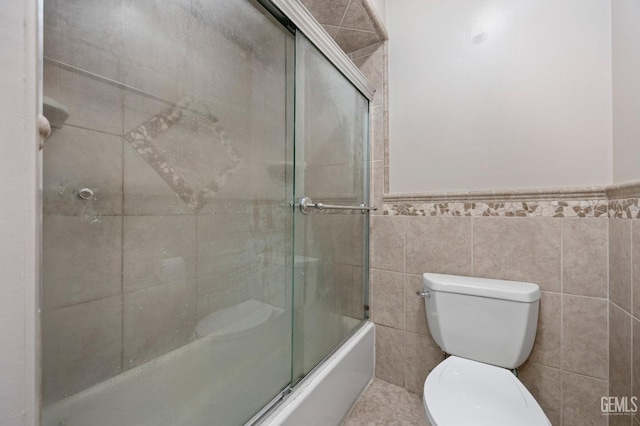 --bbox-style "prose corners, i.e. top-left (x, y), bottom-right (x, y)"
top-left (421, 273), bottom-right (551, 426)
